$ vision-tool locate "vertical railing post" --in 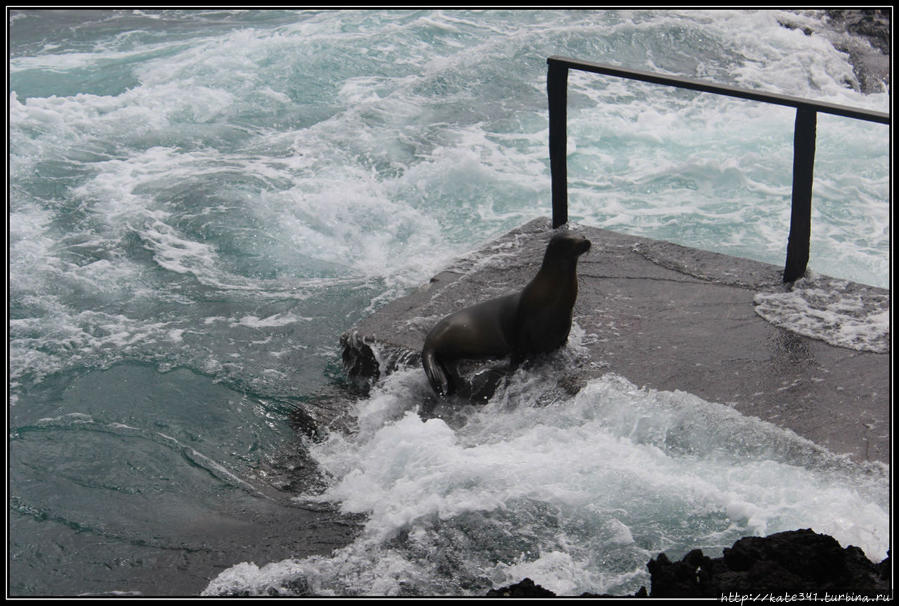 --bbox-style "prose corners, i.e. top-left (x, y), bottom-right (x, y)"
top-left (548, 59), bottom-right (569, 228)
top-left (783, 106), bottom-right (817, 283)
top-left (546, 57), bottom-right (886, 277)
